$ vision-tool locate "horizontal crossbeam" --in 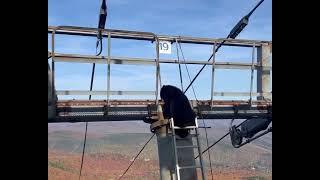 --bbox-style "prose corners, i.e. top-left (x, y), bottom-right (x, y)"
top-left (48, 26), bottom-right (271, 47)
top-left (56, 90), bottom-right (155, 96)
top-left (213, 92), bottom-right (272, 97)
top-left (49, 100), bottom-right (272, 123)
top-left (50, 53), bottom-right (272, 70)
